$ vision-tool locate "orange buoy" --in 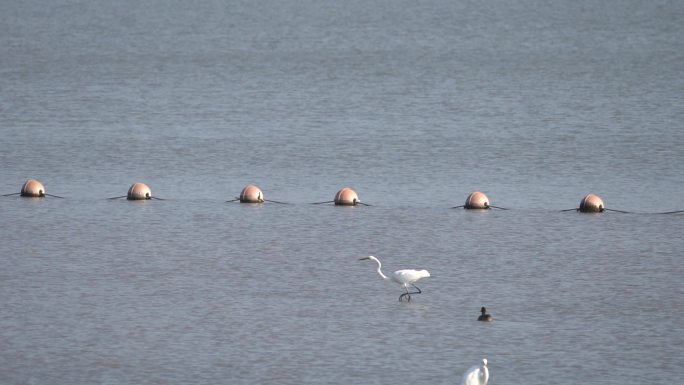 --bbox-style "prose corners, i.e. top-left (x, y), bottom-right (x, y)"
top-left (579, 193), bottom-right (604, 213)
top-left (240, 184), bottom-right (264, 203)
top-left (20, 179), bottom-right (46, 197)
top-left (127, 183), bottom-right (152, 200)
top-left (334, 187), bottom-right (359, 206)
top-left (464, 191), bottom-right (490, 209)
